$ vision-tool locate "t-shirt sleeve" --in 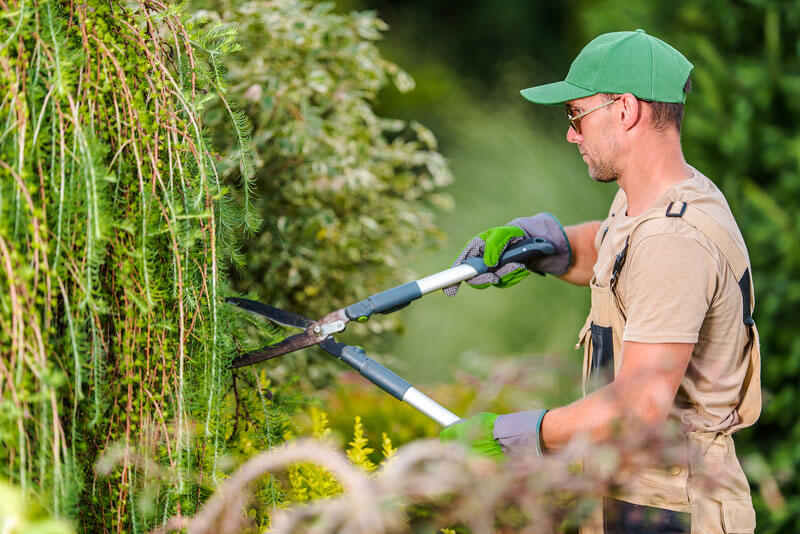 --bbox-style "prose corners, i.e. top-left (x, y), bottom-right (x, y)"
top-left (622, 233), bottom-right (716, 344)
